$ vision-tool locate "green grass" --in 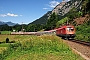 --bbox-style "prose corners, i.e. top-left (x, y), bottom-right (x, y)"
top-left (0, 43), bottom-right (10, 47)
top-left (0, 35), bottom-right (84, 60)
top-left (1, 31), bottom-right (11, 35)
top-left (0, 44), bottom-right (9, 53)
